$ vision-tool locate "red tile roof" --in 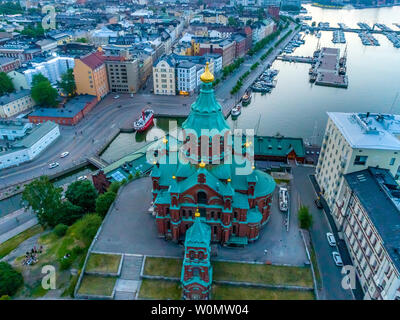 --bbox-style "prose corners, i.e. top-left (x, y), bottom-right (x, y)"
top-left (79, 50), bottom-right (125, 69)
top-left (80, 51), bottom-right (105, 70)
